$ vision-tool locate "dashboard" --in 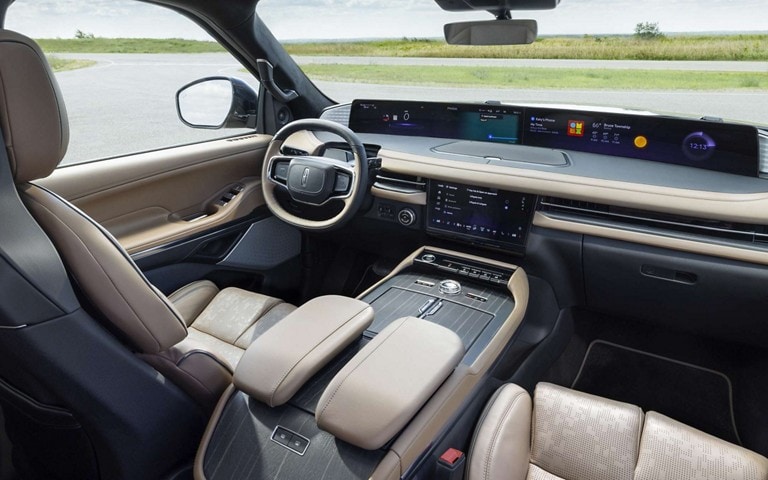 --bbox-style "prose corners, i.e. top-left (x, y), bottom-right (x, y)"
top-left (315, 99), bottom-right (768, 265)
top-left (350, 99), bottom-right (760, 177)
